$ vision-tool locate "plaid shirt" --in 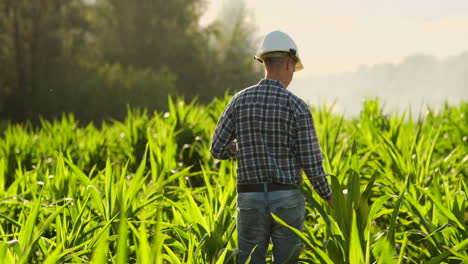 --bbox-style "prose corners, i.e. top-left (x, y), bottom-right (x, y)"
top-left (210, 79), bottom-right (332, 200)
